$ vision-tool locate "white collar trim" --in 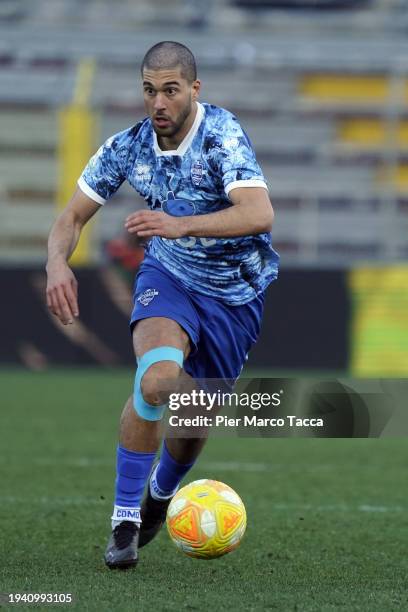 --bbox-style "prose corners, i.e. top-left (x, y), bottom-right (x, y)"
top-left (153, 102), bottom-right (204, 157)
